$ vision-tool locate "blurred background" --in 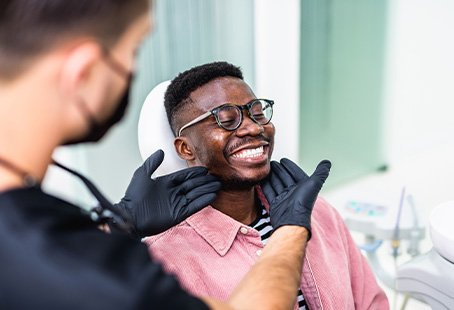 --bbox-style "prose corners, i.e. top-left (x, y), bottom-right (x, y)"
top-left (44, 0), bottom-right (454, 308)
